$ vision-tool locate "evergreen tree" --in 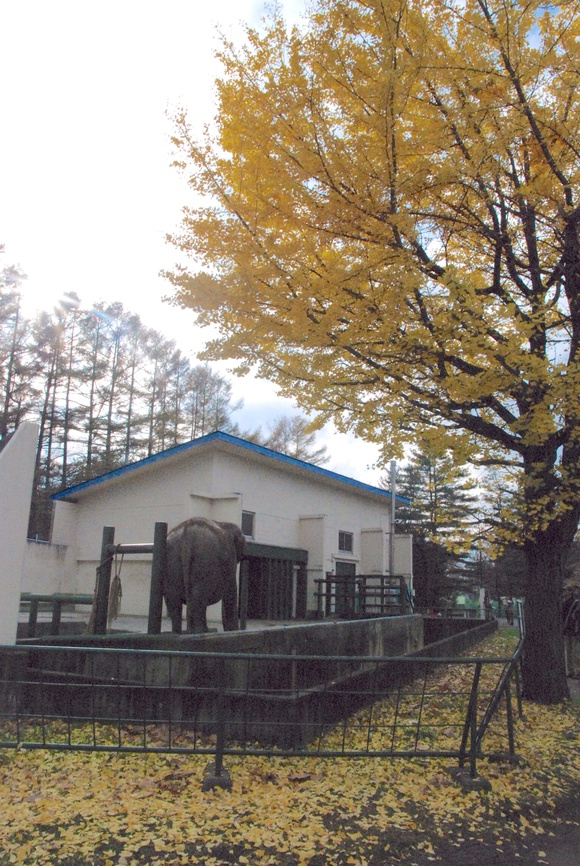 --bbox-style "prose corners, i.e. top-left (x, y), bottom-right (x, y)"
top-left (391, 448), bottom-right (477, 551)
top-left (183, 363), bottom-right (242, 440)
top-left (387, 444), bottom-right (478, 609)
top-left (410, 537), bottom-right (452, 612)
